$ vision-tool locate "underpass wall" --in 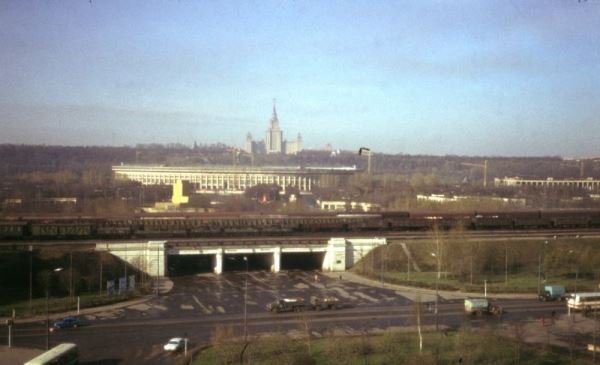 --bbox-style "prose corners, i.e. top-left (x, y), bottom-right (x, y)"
top-left (323, 237), bottom-right (387, 271)
top-left (96, 241), bottom-right (166, 276)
